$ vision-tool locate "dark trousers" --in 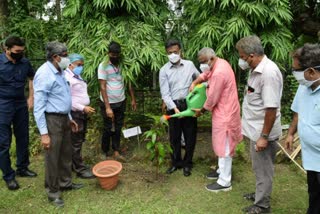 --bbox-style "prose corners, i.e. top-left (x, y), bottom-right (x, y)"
top-left (70, 111), bottom-right (88, 174)
top-left (167, 100), bottom-right (197, 168)
top-left (307, 171), bottom-right (320, 214)
top-left (45, 113), bottom-right (72, 199)
top-left (100, 100), bottom-right (126, 154)
top-left (0, 100), bottom-right (30, 181)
